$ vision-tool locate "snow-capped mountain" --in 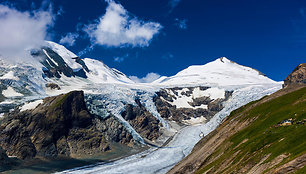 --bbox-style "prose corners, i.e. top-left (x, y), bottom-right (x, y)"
top-left (153, 57), bottom-right (275, 86)
top-left (0, 41), bottom-right (282, 174)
